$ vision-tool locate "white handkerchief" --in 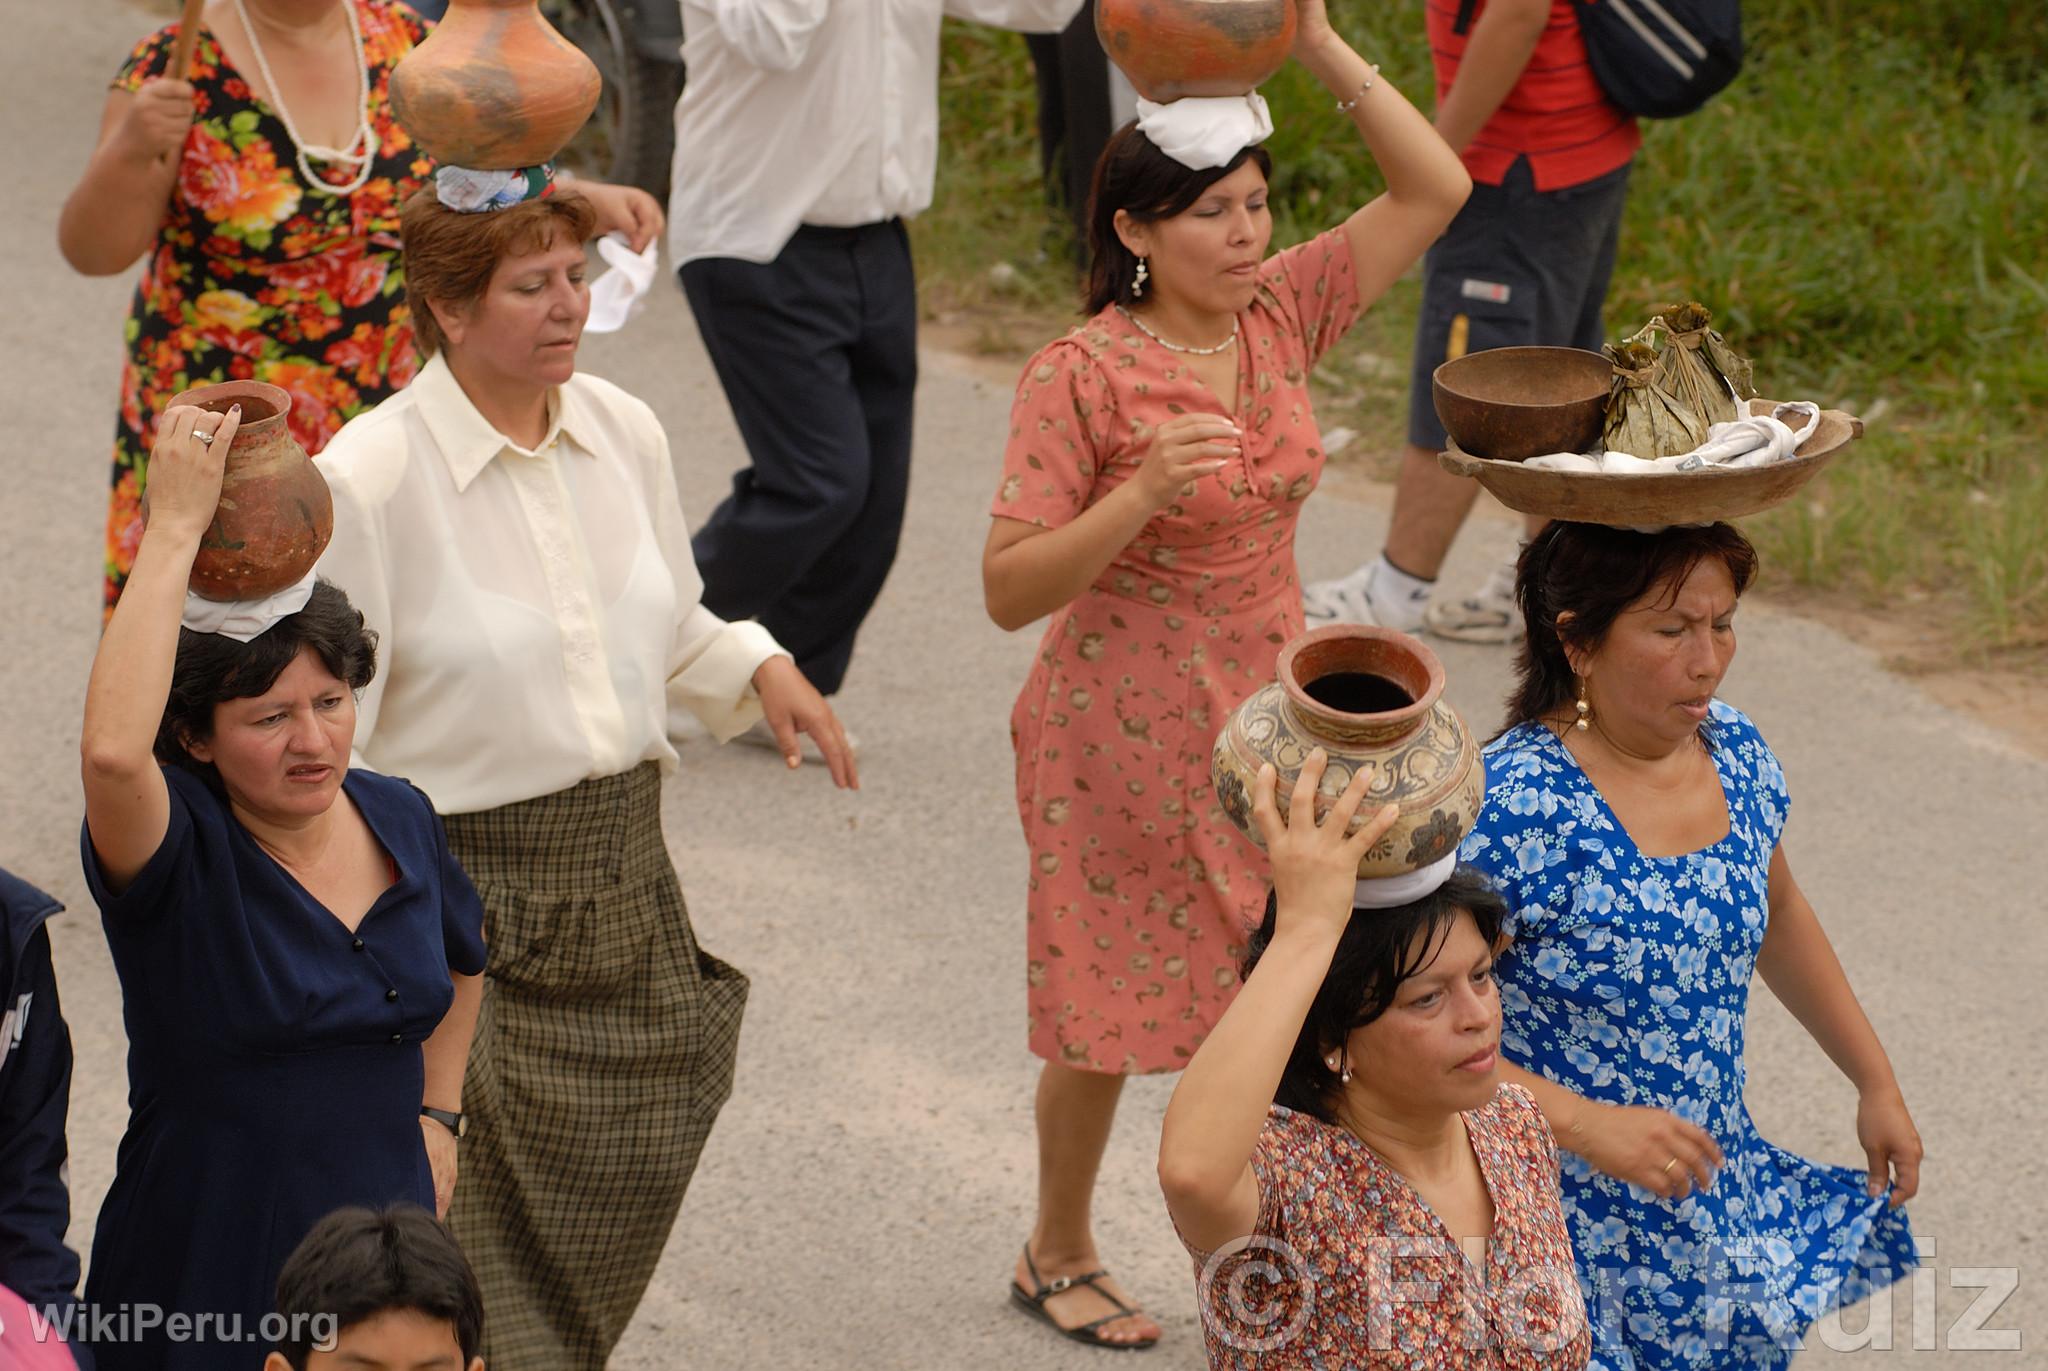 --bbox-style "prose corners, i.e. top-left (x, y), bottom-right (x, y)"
top-left (1134, 92), bottom-right (1274, 170)
top-left (181, 569), bottom-right (318, 642)
top-left (583, 233), bottom-right (660, 334)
